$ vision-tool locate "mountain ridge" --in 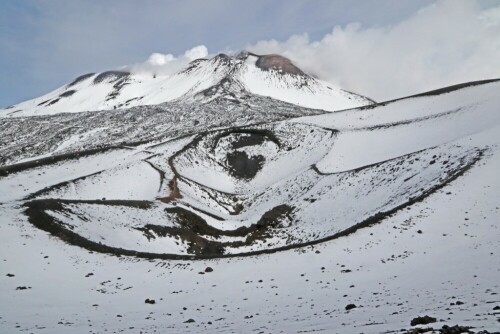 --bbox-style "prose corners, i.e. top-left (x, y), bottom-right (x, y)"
top-left (1, 52), bottom-right (373, 118)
